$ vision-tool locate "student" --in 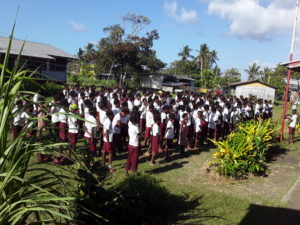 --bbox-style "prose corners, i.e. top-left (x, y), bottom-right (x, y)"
top-left (50, 95), bottom-right (61, 137)
top-left (178, 113), bottom-right (189, 154)
top-left (68, 104), bottom-right (79, 157)
top-left (208, 107), bottom-right (217, 140)
top-left (144, 104), bottom-right (154, 151)
top-left (230, 107), bottom-right (239, 131)
top-left (102, 110), bottom-right (114, 172)
top-left (37, 97), bottom-right (46, 137)
top-left (59, 99), bottom-right (68, 142)
top-left (139, 98), bottom-right (148, 133)
top-left (287, 109), bottom-right (298, 144)
top-left (112, 109), bottom-right (128, 154)
top-left (164, 113), bottom-right (175, 160)
top-left (150, 114), bottom-right (161, 165)
top-left (194, 111), bottom-right (203, 150)
top-left (21, 104), bottom-right (35, 138)
top-left (12, 100), bottom-right (24, 140)
top-left (84, 108), bottom-right (98, 153)
top-left (125, 114), bottom-right (140, 176)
